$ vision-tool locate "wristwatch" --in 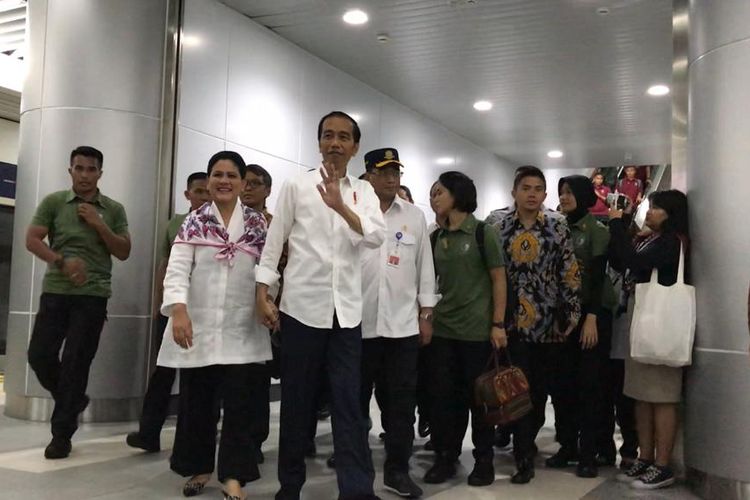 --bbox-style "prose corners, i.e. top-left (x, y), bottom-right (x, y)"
top-left (54, 255), bottom-right (65, 270)
top-left (492, 321), bottom-right (505, 329)
top-left (419, 311), bottom-right (433, 321)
